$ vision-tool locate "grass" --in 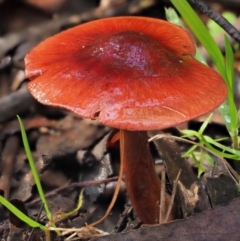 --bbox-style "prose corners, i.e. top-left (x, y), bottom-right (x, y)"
top-left (0, 116), bottom-right (84, 239)
top-left (0, 117), bottom-right (49, 236)
top-left (181, 114), bottom-right (240, 177)
top-left (0, 195), bottom-right (46, 230)
top-left (167, 2), bottom-right (239, 175)
top-left (170, 0), bottom-right (239, 149)
top-left (17, 115), bottom-right (52, 221)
